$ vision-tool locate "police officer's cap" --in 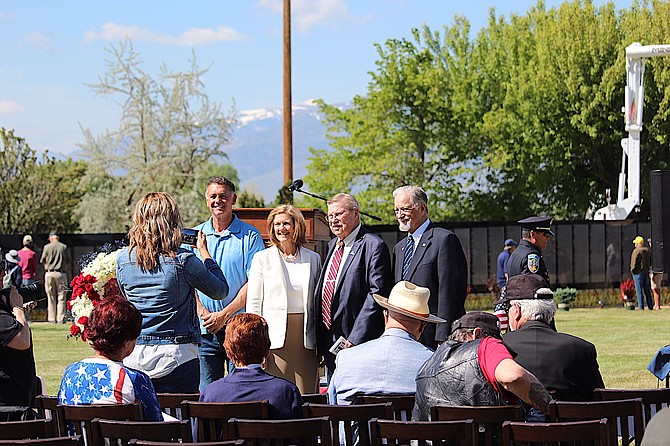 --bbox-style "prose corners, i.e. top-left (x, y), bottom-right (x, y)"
top-left (518, 215), bottom-right (554, 236)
